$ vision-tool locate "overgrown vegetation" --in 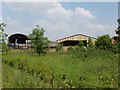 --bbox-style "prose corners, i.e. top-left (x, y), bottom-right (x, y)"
top-left (2, 48), bottom-right (118, 88)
